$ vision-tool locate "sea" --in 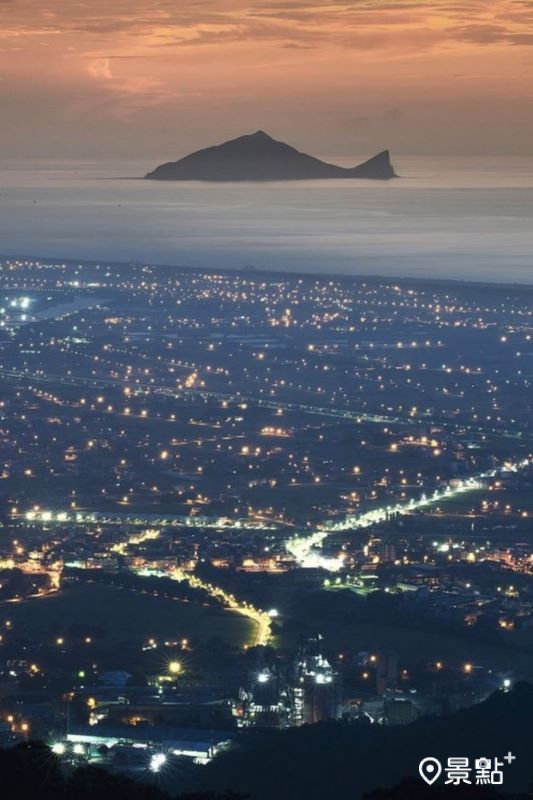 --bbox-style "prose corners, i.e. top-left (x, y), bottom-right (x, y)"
top-left (1, 155), bottom-right (532, 285)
